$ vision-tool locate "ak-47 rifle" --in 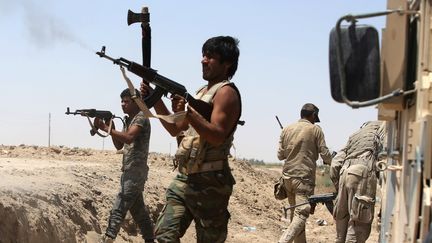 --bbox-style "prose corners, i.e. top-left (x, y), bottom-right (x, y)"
top-left (65, 107), bottom-right (124, 137)
top-left (283, 192), bottom-right (336, 217)
top-left (96, 46), bottom-right (245, 125)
